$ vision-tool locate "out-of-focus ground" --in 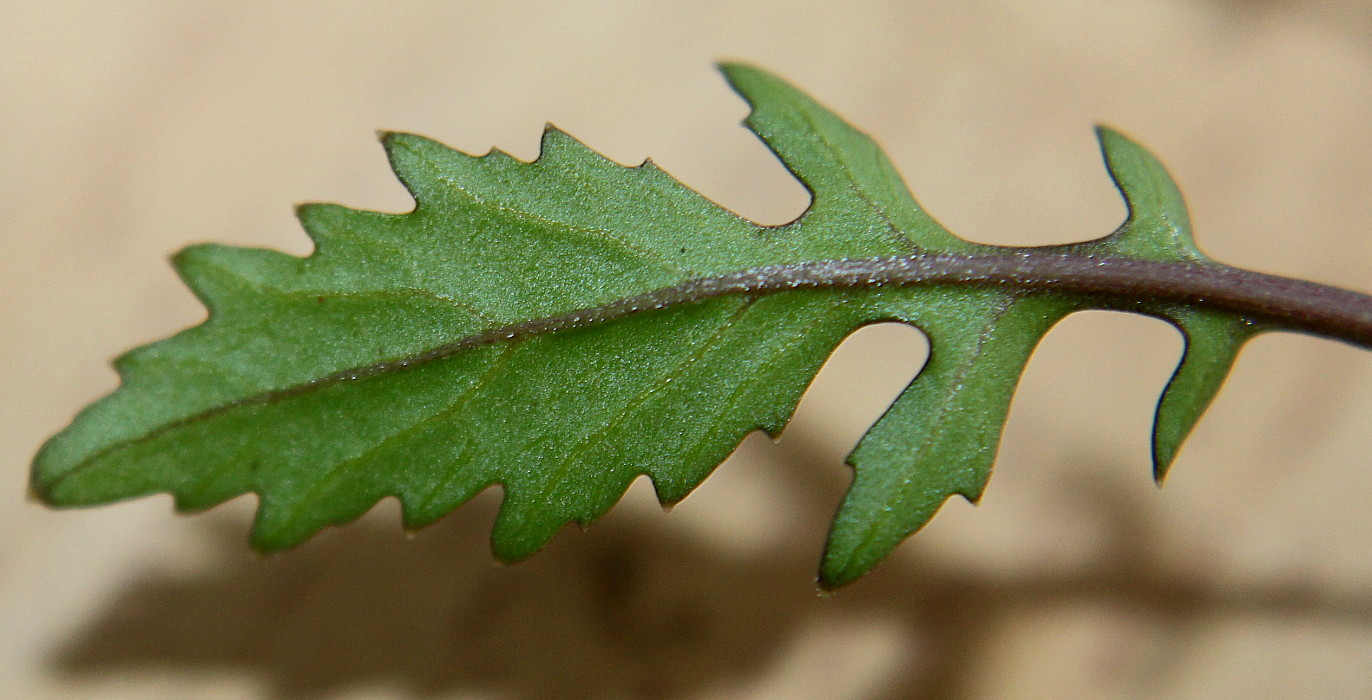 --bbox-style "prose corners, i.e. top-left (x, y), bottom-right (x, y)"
top-left (3, 2), bottom-right (1371, 698)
